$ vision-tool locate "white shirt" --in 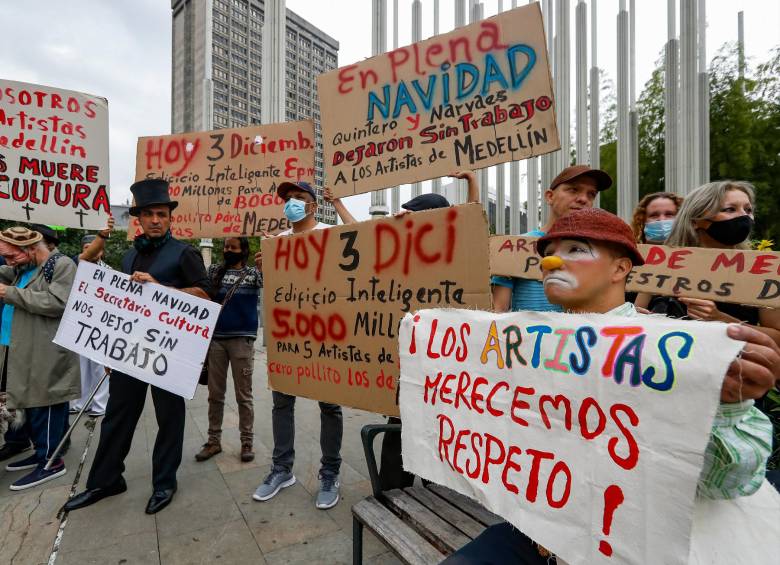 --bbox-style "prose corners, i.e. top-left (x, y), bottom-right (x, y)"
top-left (278, 222), bottom-right (331, 237)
